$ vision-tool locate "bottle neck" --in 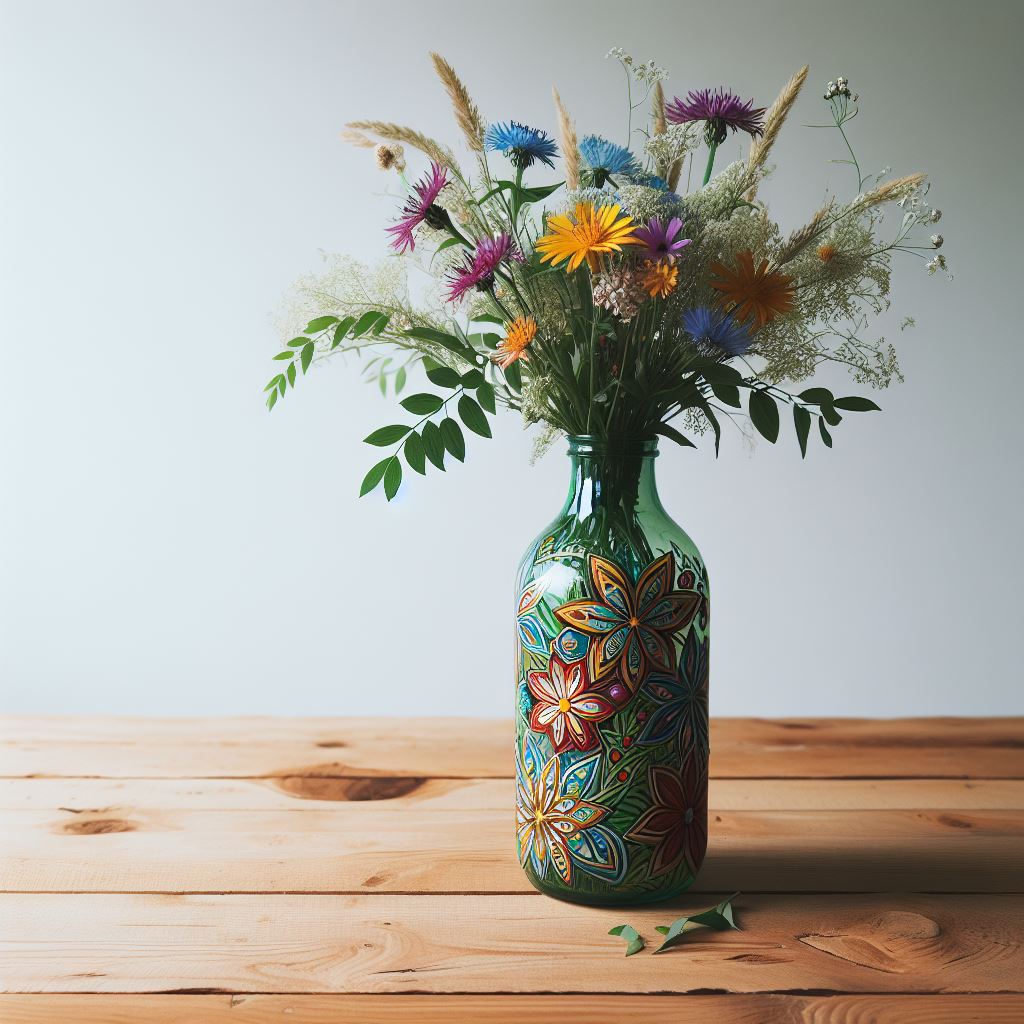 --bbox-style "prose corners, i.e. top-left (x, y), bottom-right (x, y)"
top-left (560, 436), bottom-right (664, 520)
